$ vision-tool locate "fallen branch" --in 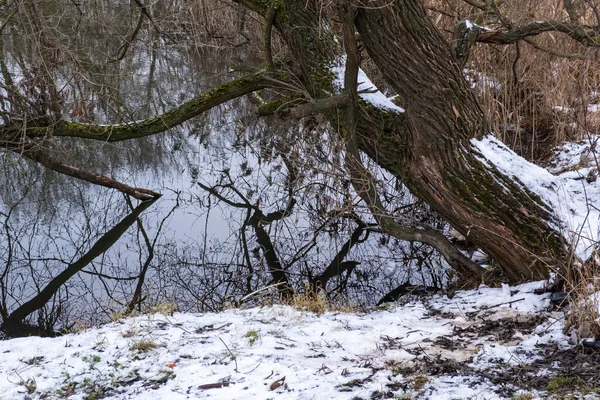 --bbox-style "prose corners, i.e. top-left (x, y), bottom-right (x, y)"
top-left (19, 144), bottom-right (161, 200)
top-left (198, 382), bottom-right (231, 390)
top-left (482, 297), bottom-right (526, 310)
